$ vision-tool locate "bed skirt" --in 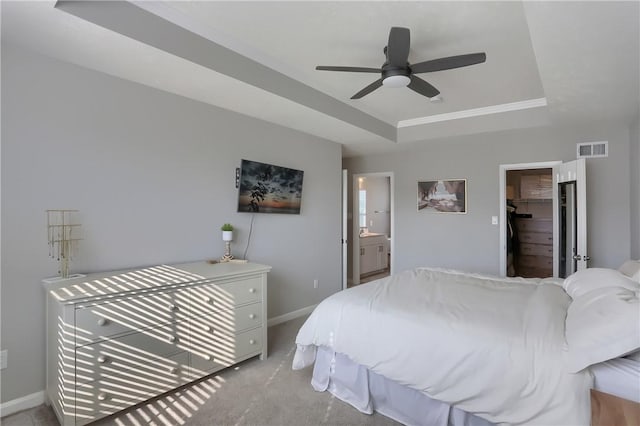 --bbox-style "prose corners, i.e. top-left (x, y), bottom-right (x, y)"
top-left (311, 346), bottom-right (494, 426)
